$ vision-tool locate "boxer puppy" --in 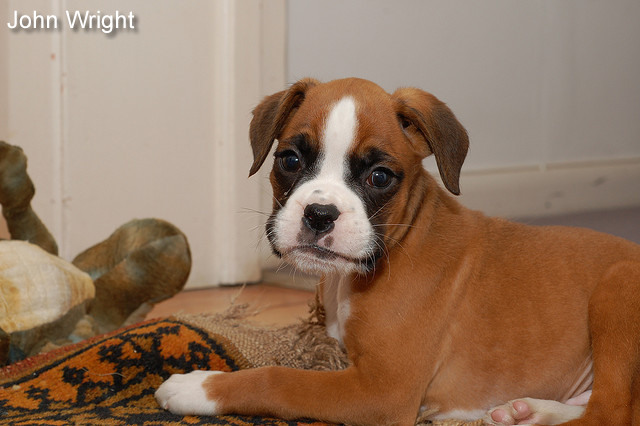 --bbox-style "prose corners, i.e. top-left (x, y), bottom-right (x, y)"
top-left (156, 78), bottom-right (640, 425)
